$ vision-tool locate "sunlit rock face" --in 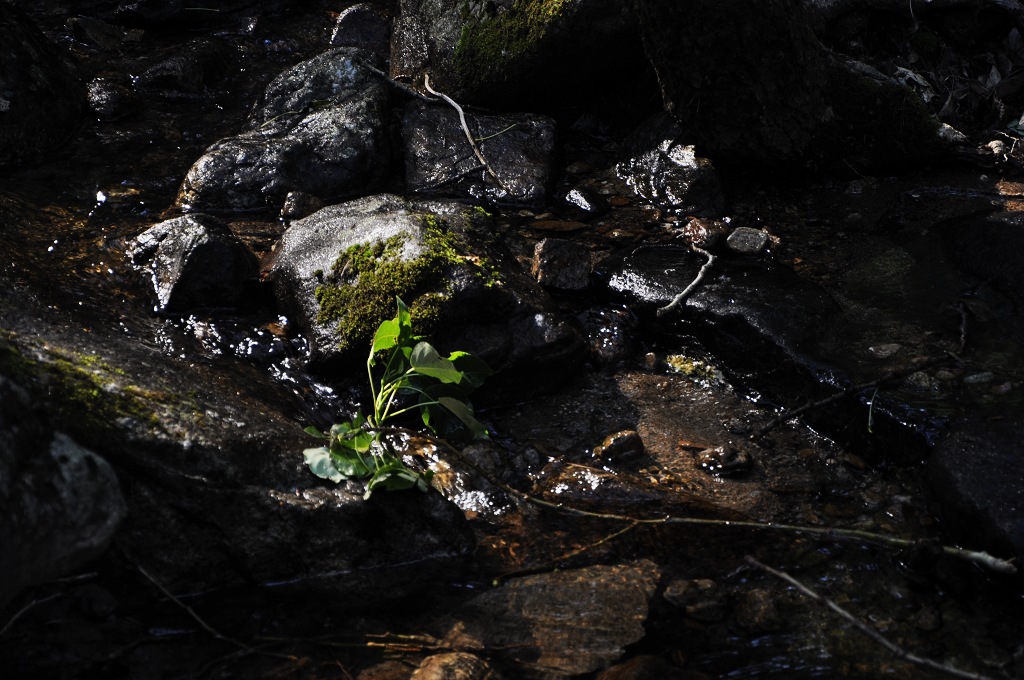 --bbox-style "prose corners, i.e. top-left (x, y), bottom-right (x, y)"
top-left (176, 48), bottom-right (392, 213)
